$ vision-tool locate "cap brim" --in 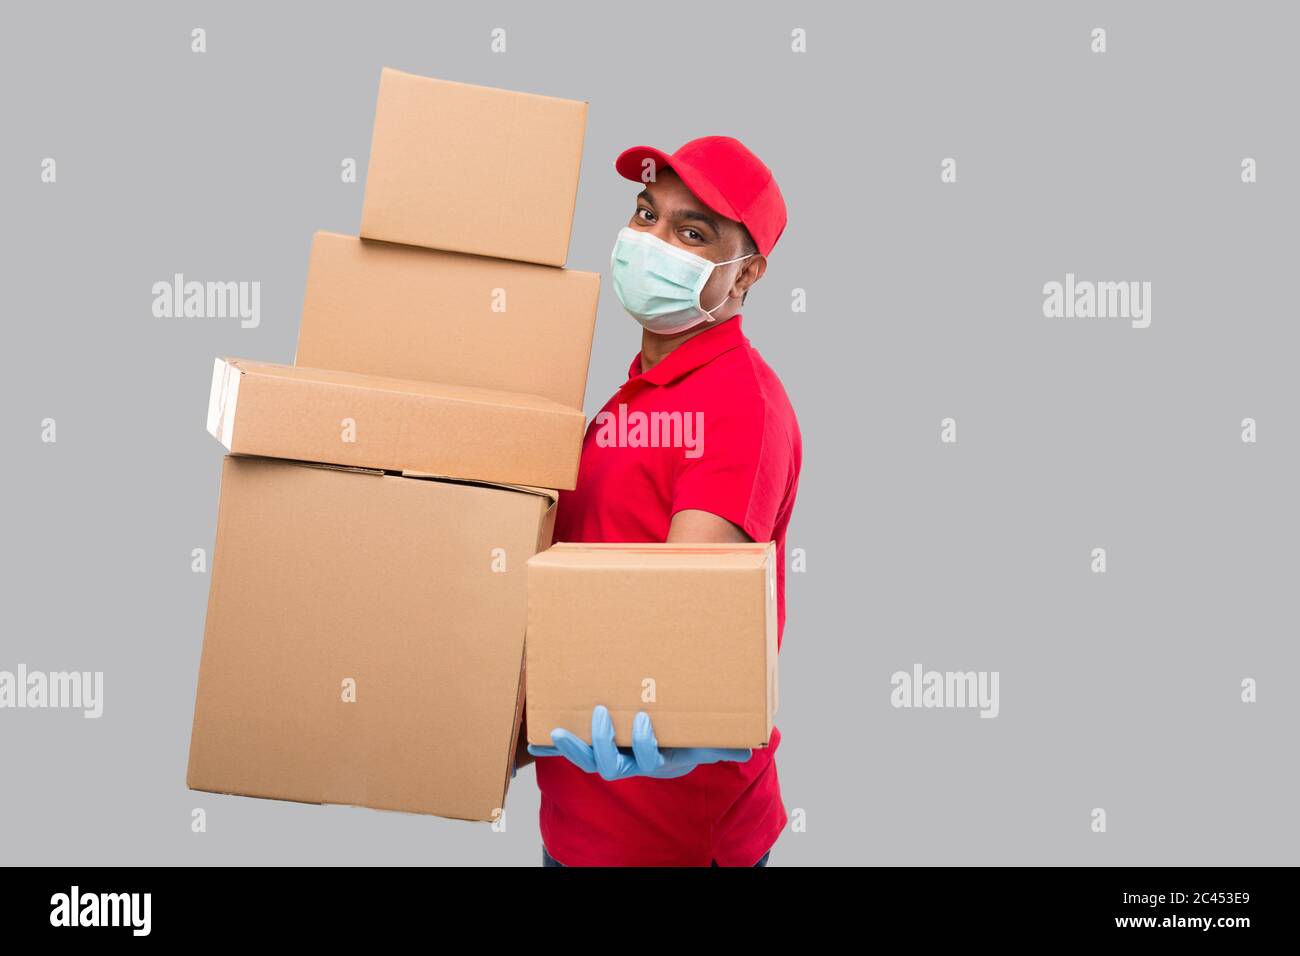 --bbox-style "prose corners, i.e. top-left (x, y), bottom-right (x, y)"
top-left (615, 145), bottom-right (741, 222)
